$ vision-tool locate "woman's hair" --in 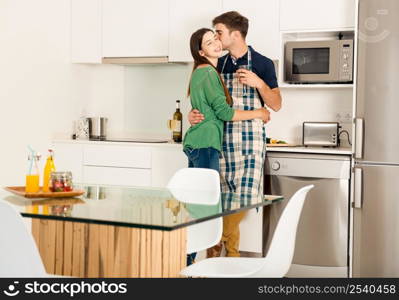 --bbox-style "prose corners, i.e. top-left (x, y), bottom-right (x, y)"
top-left (212, 11), bottom-right (248, 39)
top-left (188, 28), bottom-right (232, 105)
